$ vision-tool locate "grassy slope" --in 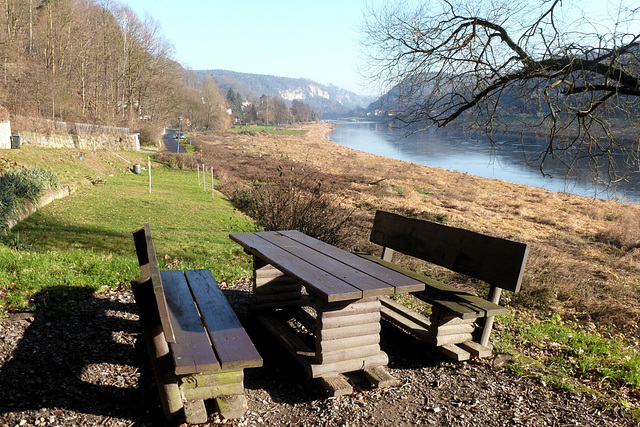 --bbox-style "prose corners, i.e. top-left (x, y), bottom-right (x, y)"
top-left (0, 147), bottom-right (255, 312)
